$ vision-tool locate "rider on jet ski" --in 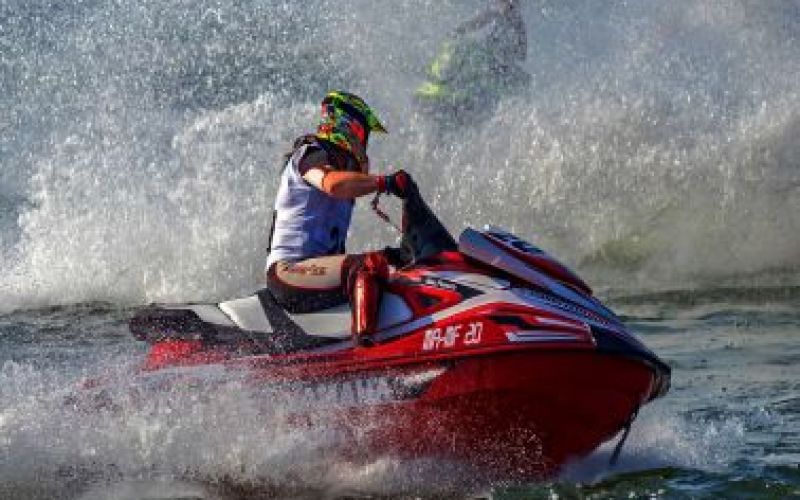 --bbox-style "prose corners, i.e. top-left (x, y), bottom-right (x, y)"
top-left (415, 0), bottom-right (528, 122)
top-left (454, 0), bottom-right (527, 72)
top-left (266, 91), bottom-right (408, 345)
